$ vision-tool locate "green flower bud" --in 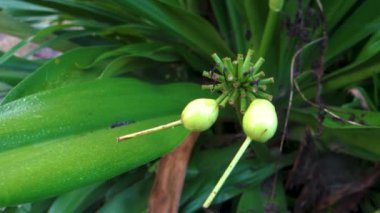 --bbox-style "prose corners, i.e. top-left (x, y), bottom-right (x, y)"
top-left (242, 99), bottom-right (278, 143)
top-left (181, 98), bottom-right (219, 132)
